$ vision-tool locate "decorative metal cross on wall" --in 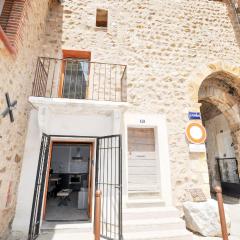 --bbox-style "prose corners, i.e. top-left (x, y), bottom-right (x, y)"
top-left (1, 93), bottom-right (17, 122)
